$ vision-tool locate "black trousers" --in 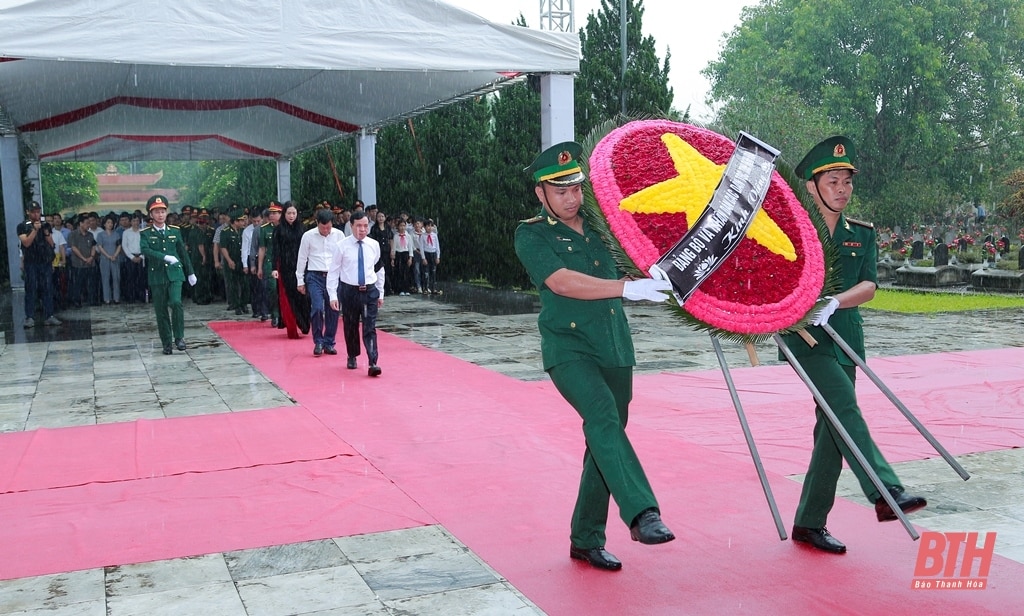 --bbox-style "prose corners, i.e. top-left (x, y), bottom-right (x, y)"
top-left (340, 283), bottom-right (379, 364)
